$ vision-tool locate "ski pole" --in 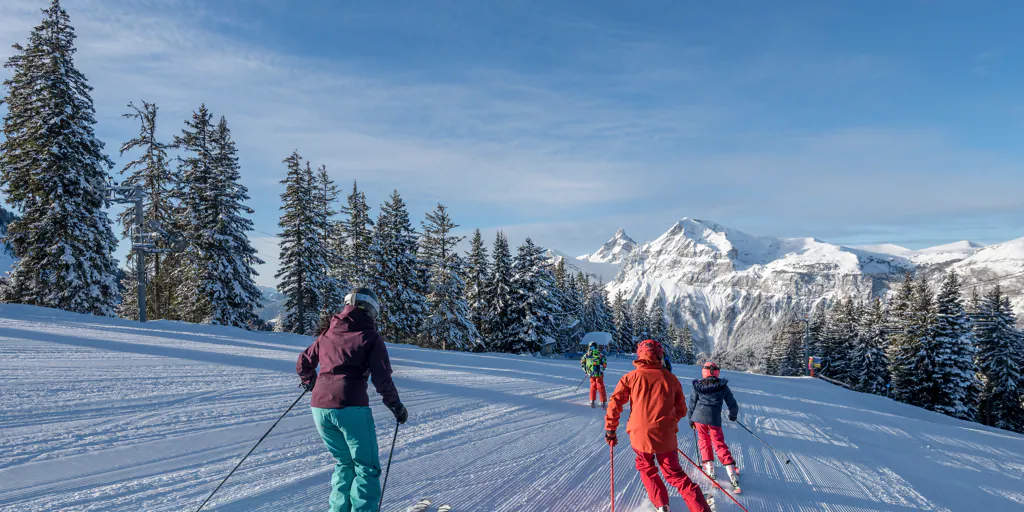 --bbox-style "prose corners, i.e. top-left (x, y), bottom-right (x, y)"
top-left (575, 376), bottom-right (587, 393)
top-left (377, 421), bottom-right (400, 512)
top-left (195, 388), bottom-right (308, 512)
top-left (609, 443), bottom-right (615, 512)
top-left (676, 447), bottom-right (749, 512)
top-left (736, 420), bottom-right (791, 464)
